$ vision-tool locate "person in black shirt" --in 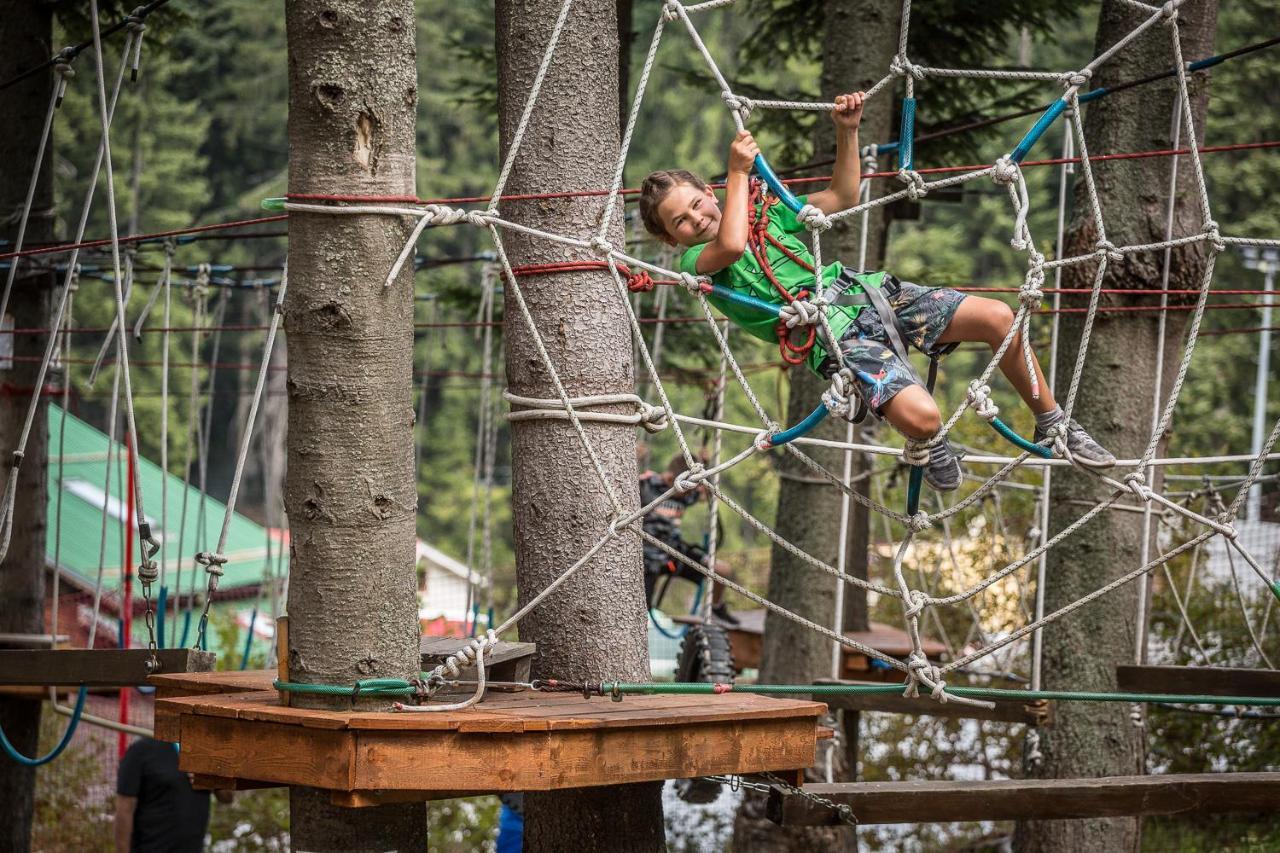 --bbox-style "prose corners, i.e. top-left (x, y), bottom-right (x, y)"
top-left (640, 453), bottom-right (738, 625)
top-left (115, 736), bottom-right (232, 853)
